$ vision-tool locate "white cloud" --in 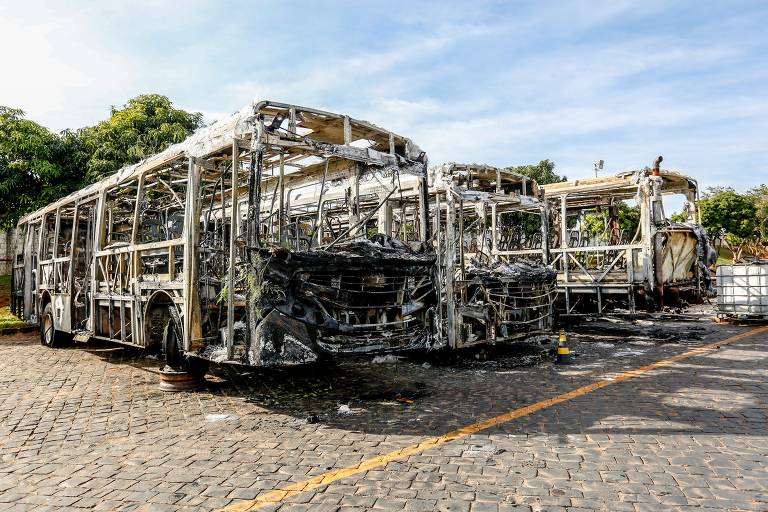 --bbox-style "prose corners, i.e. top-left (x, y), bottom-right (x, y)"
top-left (0, 3), bottom-right (144, 130)
top-left (0, 0), bottom-right (765, 193)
